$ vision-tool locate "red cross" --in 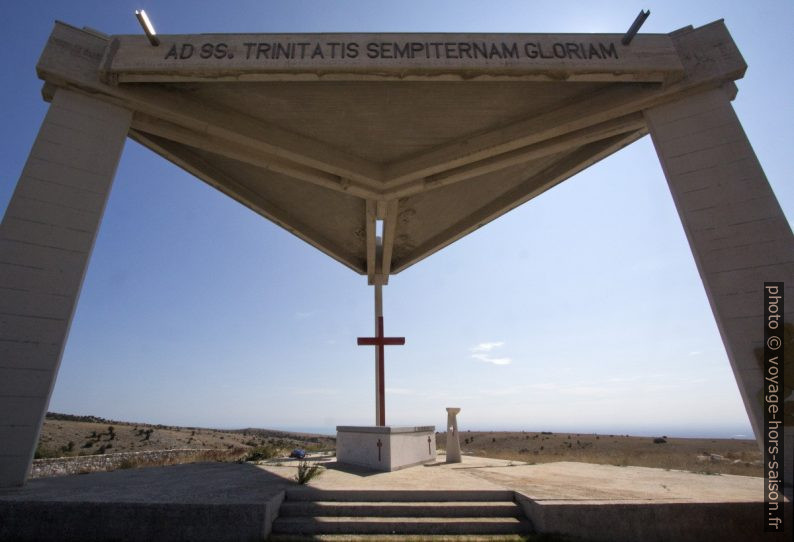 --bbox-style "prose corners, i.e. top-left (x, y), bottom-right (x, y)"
top-left (357, 316), bottom-right (405, 426)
